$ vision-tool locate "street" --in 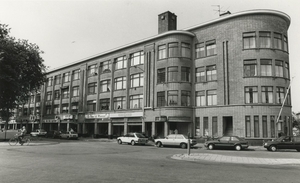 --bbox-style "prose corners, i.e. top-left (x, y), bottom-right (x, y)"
top-left (1, 139), bottom-right (300, 183)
